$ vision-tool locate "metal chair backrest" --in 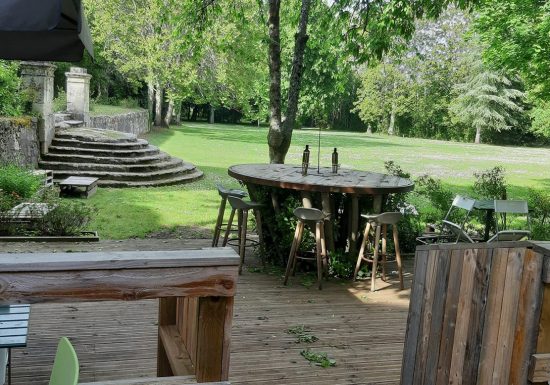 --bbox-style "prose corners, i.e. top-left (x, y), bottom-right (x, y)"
top-left (441, 195), bottom-right (476, 239)
top-left (493, 200), bottom-right (530, 238)
top-left (294, 207), bottom-right (325, 222)
top-left (494, 199), bottom-right (528, 214)
top-left (450, 195), bottom-right (476, 212)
